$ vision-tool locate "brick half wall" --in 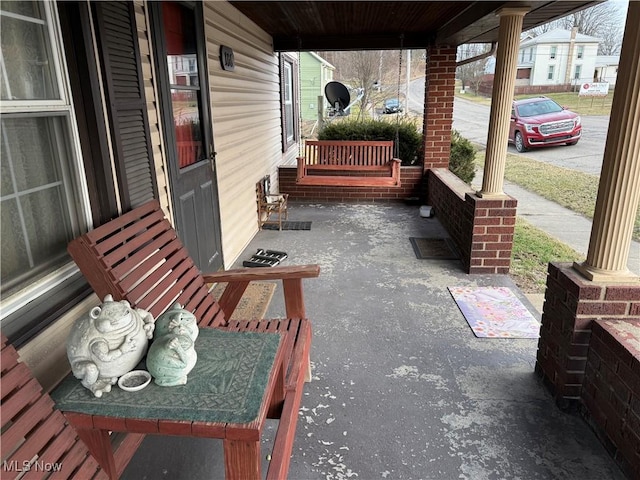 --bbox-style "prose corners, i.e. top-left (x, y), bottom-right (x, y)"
top-left (536, 262), bottom-right (640, 406)
top-left (427, 168), bottom-right (516, 274)
top-left (582, 319), bottom-right (640, 479)
top-left (278, 166), bottom-right (425, 203)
